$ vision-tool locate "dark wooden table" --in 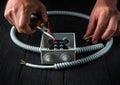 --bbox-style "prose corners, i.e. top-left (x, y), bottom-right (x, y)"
top-left (0, 0), bottom-right (120, 85)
